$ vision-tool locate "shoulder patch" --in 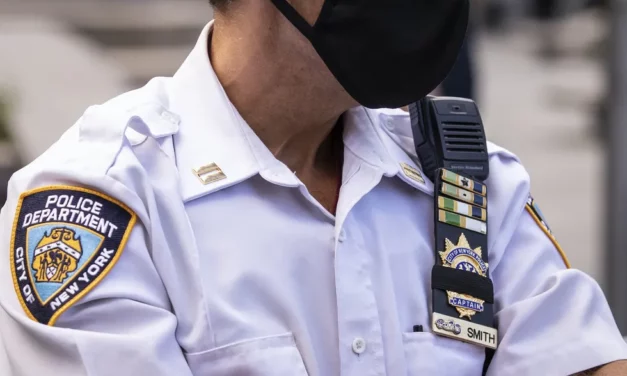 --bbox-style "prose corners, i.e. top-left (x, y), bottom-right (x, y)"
top-left (525, 195), bottom-right (571, 268)
top-left (10, 186), bottom-right (136, 325)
